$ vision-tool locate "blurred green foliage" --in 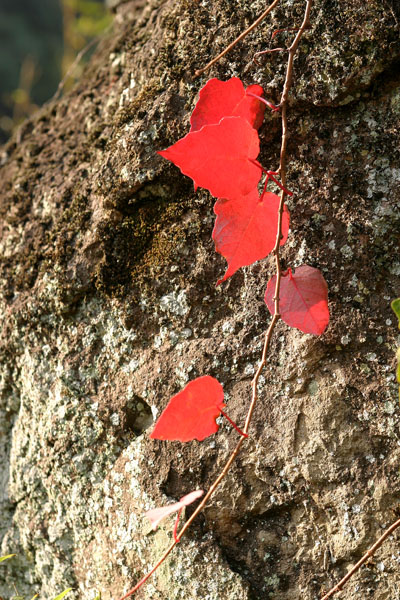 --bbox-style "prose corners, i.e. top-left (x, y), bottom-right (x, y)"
top-left (62, 0), bottom-right (112, 78)
top-left (0, 0), bottom-right (111, 144)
